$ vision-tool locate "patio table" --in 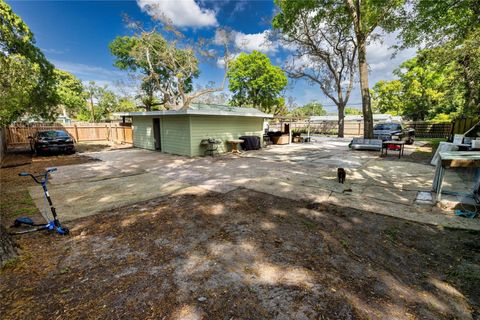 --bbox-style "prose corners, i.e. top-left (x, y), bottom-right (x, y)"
top-left (227, 139), bottom-right (244, 154)
top-left (381, 140), bottom-right (405, 158)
